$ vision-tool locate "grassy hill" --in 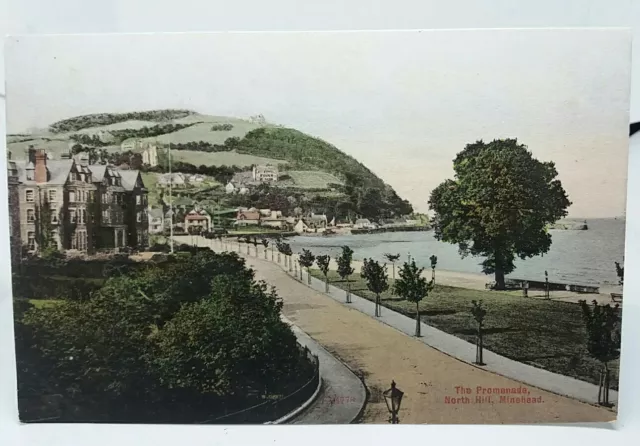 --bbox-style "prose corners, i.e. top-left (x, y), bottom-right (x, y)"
top-left (8, 110), bottom-right (414, 218)
top-left (171, 150), bottom-right (287, 168)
